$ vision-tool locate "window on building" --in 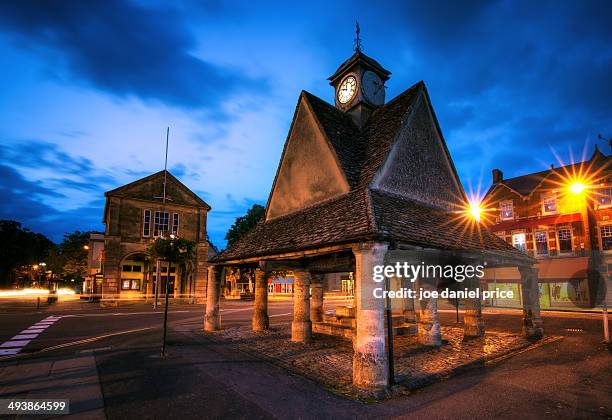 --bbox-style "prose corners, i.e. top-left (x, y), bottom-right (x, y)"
top-left (132, 265), bottom-right (142, 273)
top-left (557, 229), bottom-right (572, 253)
top-left (143, 209), bottom-right (151, 237)
top-left (597, 188), bottom-right (612, 207)
top-left (122, 265), bottom-right (132, 272)
top-left (542, 194), bottom-right (557, 215)
top-left (512, 233), bottom-right (526, 252)
top-left (535, 231), bottom-right (549, 255)
top-left (500, 200), bottom-right (514, 220)
top-left (154, 211), bottom-right (170, 236)
top-left (601, 225), bottom-right (612, 251)
top-left (121, 279), bottom-right (141, 290)
top-left (172, 213), bottom-right (179, 235)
